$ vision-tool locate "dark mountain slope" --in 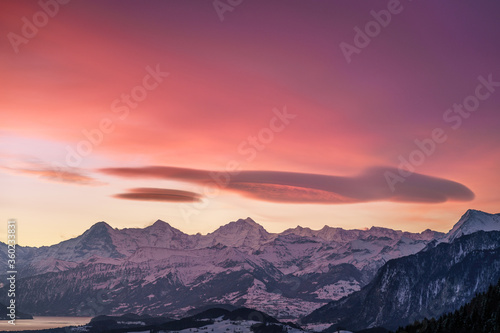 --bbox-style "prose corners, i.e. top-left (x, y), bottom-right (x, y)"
top-left (302, 231), bottom-right (500, 331)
